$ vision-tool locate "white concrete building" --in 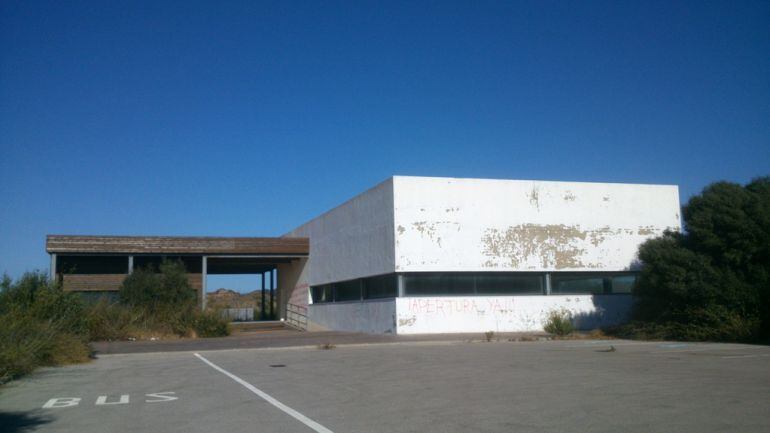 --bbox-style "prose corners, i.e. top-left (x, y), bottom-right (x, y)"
top-left (278, 176), bottom-right (681, 334)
